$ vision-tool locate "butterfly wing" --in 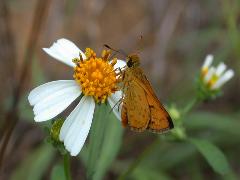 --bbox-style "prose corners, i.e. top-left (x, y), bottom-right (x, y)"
top-left (146, 93), bottom-right (174, 133)
top-left (132, 69), bottom-right (174, 133)
top-left (122, 71), bottom-right (150, 132)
